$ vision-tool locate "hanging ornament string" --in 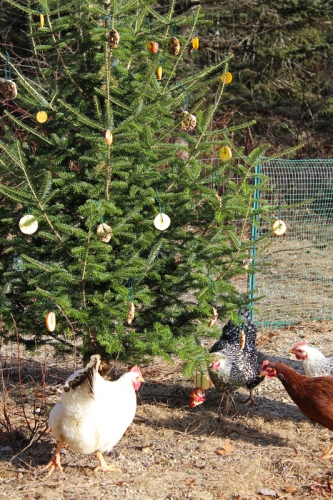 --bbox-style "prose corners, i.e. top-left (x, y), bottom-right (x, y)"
top-left (209, 274), bottom-right (218, 310)
top-left (127, 278), bottom-right (137, 302)
top-left (211, 172), bottom-right (219, 191)
top-left (177, 81), bottom-right (188, 111)
top-left (104, 13), bottom-right (111, 28)
top-left (94, 200), bottom-right (104, 224)
top-left (212, 172), bottom-right (222, 208)
top-left (155, 189), bottom-right (165, 215)
top-left (170, 23), bottom-right (177, 38)
top-left (4, 52), bottom-right (11, 81)
top-left (154, 189), bottom-right (171, 230)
